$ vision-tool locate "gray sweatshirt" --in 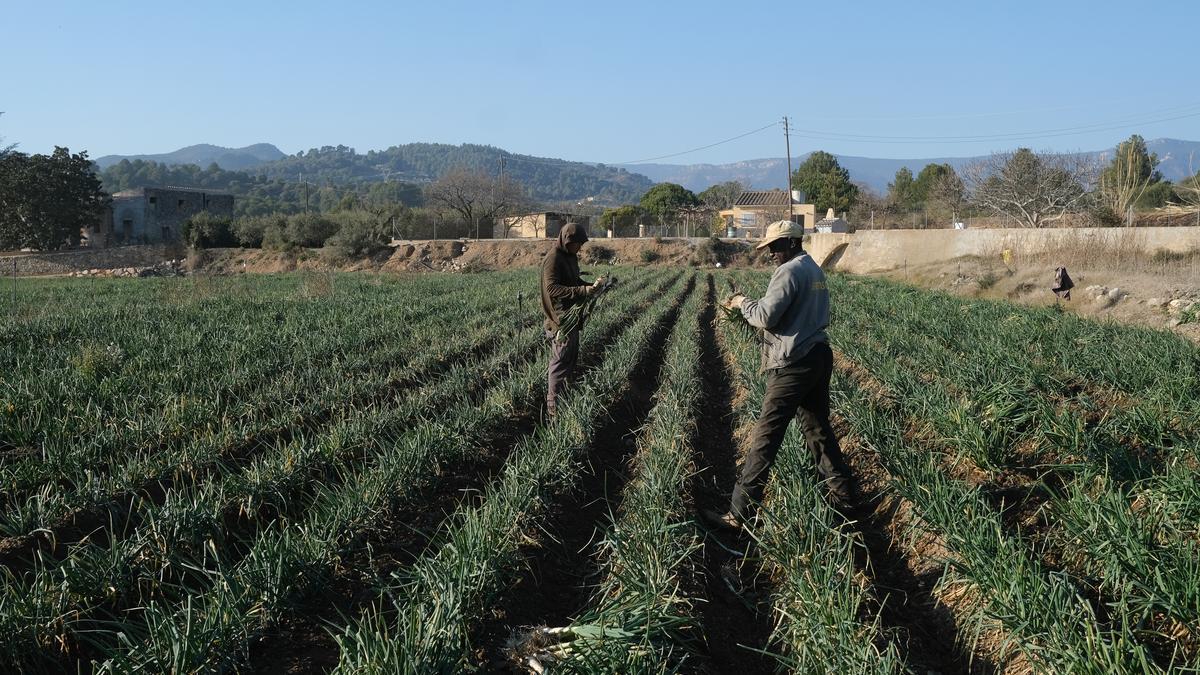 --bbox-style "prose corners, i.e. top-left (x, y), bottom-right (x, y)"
top-left (739, 252), bottom-right (830, 370)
